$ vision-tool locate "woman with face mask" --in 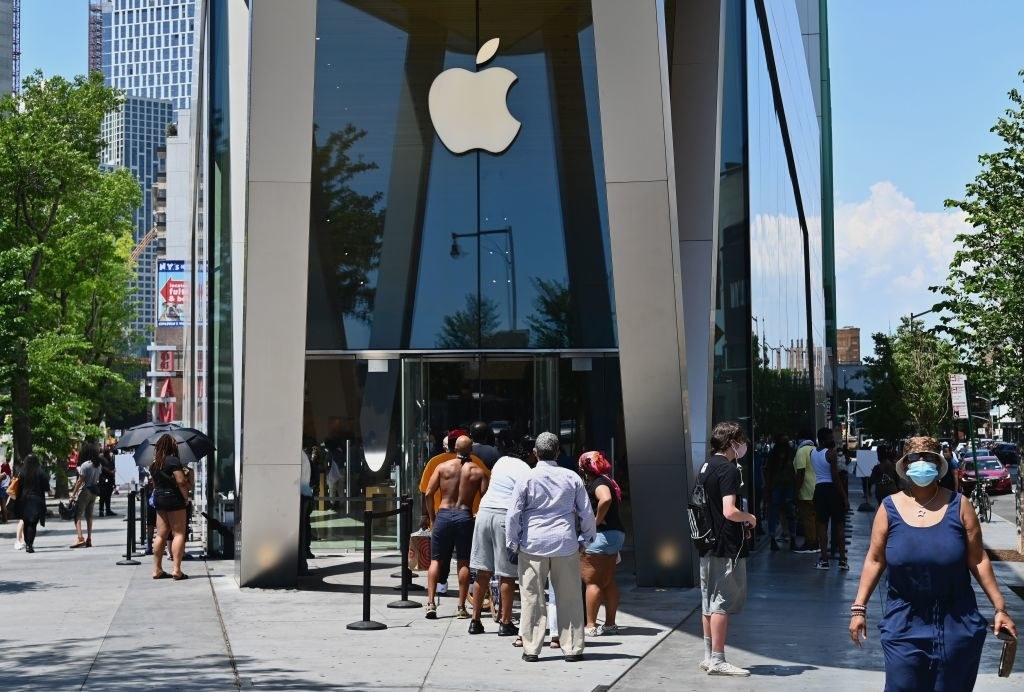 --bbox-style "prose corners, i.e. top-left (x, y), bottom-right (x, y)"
top-left (849, 436), bottom-right (1017, 690)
